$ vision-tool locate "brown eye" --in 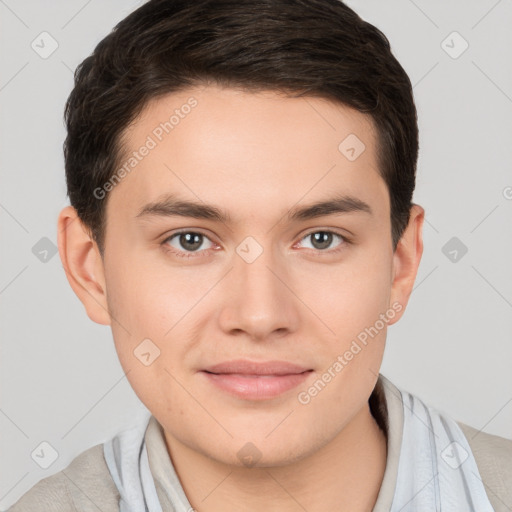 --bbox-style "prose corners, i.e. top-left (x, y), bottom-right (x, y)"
top-left (162, 231), bottom-right (215, 258)
top-left (176, 232), bottom-right (203, 251)
top-left (297, 230), bottom-right (346, 252)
